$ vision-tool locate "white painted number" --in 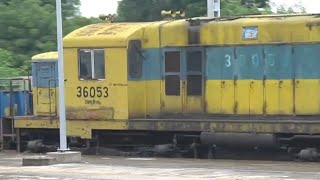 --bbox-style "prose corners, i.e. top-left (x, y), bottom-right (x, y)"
top-left (267, 54), bottom-right (275, 66)
top-left (251, 54), bottom-right (259, 66)
top-left (225, 54), bottom-right (231, 67)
